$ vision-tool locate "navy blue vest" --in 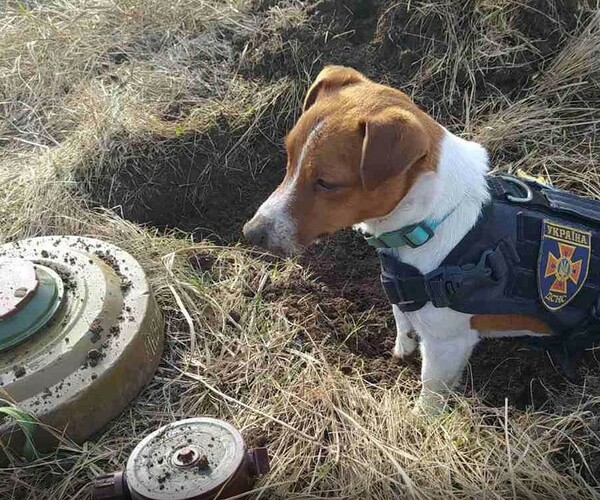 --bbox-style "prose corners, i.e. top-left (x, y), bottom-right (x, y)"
top-left (378, 176), bottom-right (600, 367)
